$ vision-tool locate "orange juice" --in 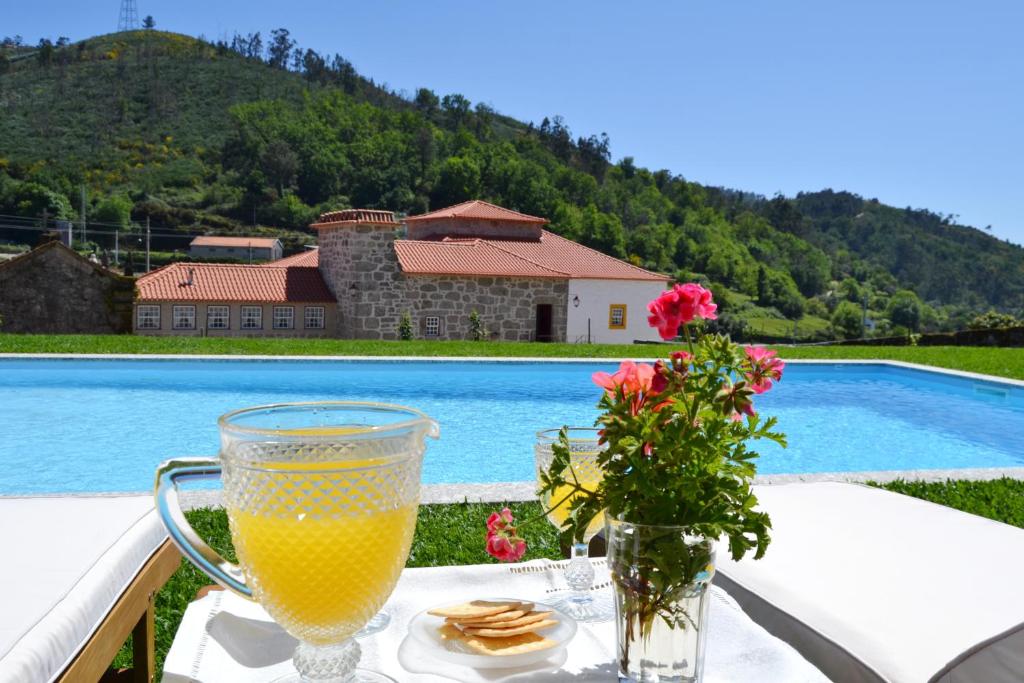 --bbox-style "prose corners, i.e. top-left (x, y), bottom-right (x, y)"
top-left (226, 458), bottom-right (418, 645)
top-left (545, 479), bottom-right (605, 540)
